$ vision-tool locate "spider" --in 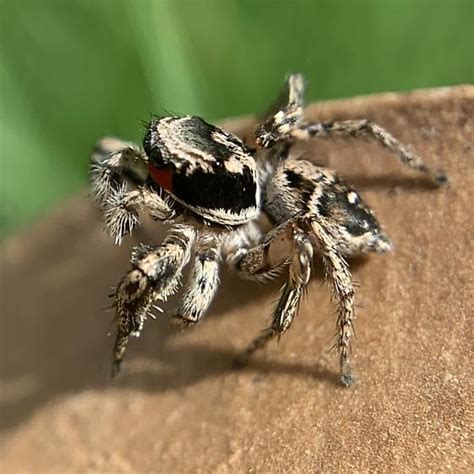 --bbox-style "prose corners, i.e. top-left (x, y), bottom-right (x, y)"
top-left (89, 73), bottom-right (446, 386)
